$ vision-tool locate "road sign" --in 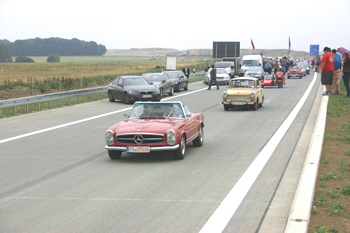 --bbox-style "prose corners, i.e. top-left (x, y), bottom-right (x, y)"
top-left (310, 45), bottom-right (319, 56)
top-left (213, 42), bottom-right (240, 58)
